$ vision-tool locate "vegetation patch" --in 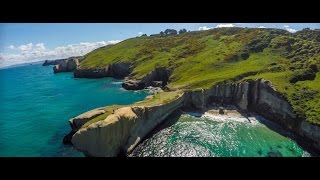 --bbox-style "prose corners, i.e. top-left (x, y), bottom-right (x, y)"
top-left (78, 27), bottom-right (320, 125)
top-left (82, 105), bottom-right (123, 128)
